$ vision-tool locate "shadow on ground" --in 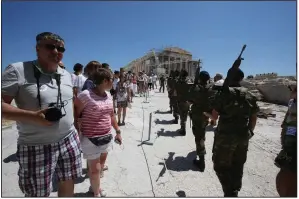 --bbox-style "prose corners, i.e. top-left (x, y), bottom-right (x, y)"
top-left (156, 128), bottom-right (182, 138)
top-left (74, 191), bottom-right (93, 197)
top-left (158, 151), bottom-right (199, 173)
top-left (154, 119), bottom-right (174, 125)
top-left (3, 152), bottom-right (17, 163)
top-left (154, 110), bottom-right (171, 114)
top-left (176, 190), bottom-right (186, 197)
top-left (52, 168), bottom-right (88, 192)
